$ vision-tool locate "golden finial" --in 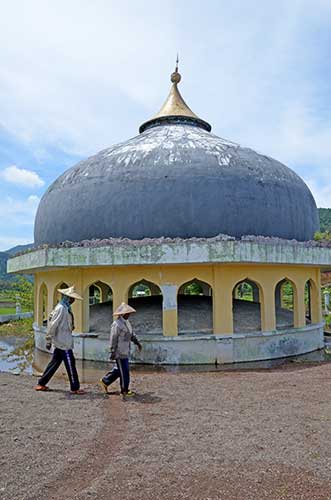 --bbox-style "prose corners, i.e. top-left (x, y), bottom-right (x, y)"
top-left (139, 58), bottom-right (212, 133)
top-left (171, 53), bottom-right (181, 84)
